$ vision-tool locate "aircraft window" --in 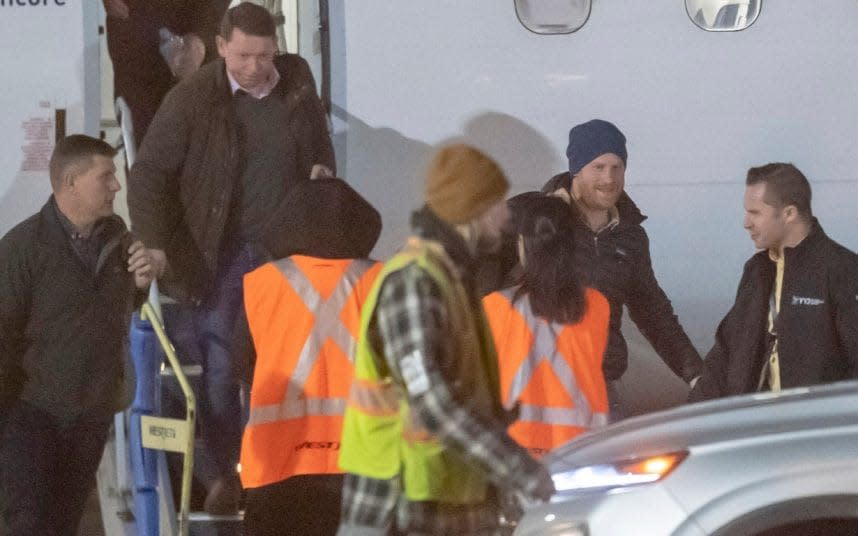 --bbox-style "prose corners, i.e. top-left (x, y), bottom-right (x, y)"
top-left (686, 0), bottom-right (761, 31)
top-left (514, 0), bottom-right (591, 35)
